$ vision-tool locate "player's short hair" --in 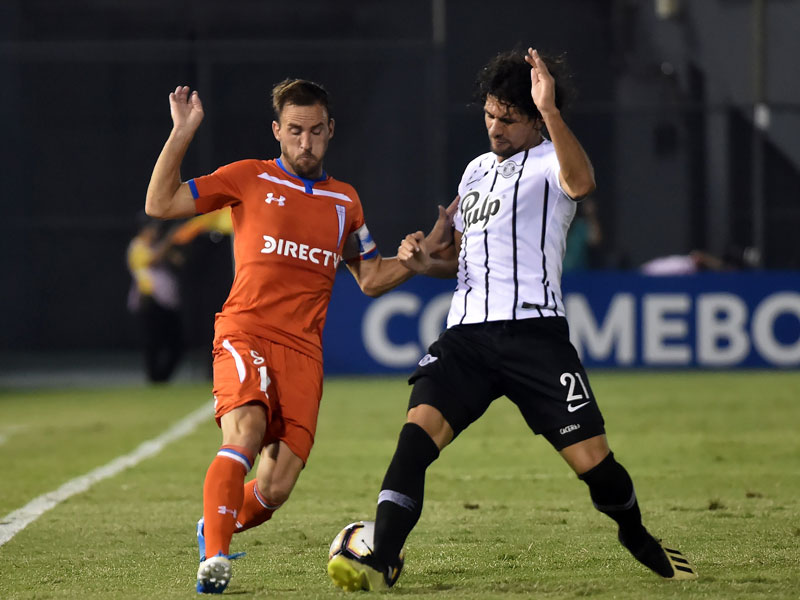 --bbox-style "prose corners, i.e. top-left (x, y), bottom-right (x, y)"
top-left (474, 48), bottom-right (574, 121)
top-left (271, 78), bottom-right (332, 120)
